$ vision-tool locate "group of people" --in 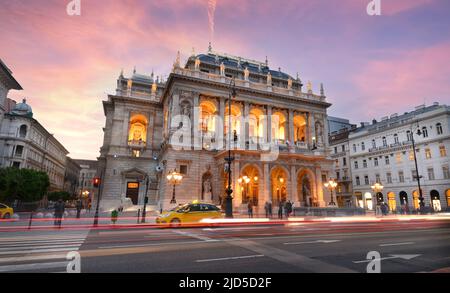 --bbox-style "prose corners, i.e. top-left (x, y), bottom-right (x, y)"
top-left (246, 200), bottom-right (295, 219)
